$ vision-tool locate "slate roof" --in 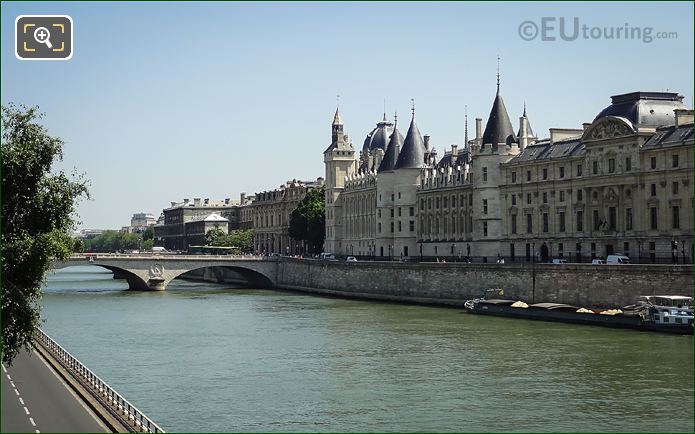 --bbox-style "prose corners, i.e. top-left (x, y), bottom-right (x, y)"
top-left (482, 89), bottom-right (517, 147)
top-left (643, 123), bottom-right (694, 149)
top-left (436, 149), bottom-right (470, 168)
top-left (394, 115), bottom-right (427, 169)
top-left (507, 137), bottom-right (584, 163)
top-left (593, 92), bottom-right (687, 128)
top-left (377, 126), bottom-right (404, 172)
